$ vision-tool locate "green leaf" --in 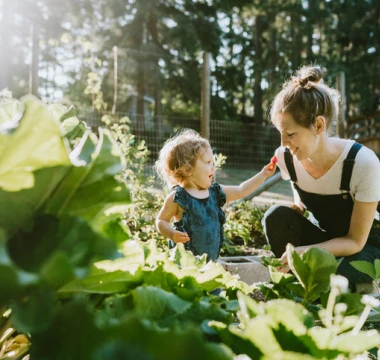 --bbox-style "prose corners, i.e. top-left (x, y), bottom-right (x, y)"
top-left (0, 96), bottom-right (71, 192)
top-left (103, 314), bottom-right (234, 360)
top-left (57, 269), bottom-right (143, 295)
top-left (287, 244), bottom-right (310, 289)
top-left (350, 260), bottom-right (376, 280)
top-left (331, 331), bottom-right (380, 353)
top-left (45, 128), bottom-right (130, 238)
top-left (132, 285), bottom-right (191, 324)
top-left (0, 232), bottom-right (38, 305)
top-left (7, 215), bottom-right (119, 272)
top-left (336, 293), bottom-right (365, 316)
top-left (39, 251), bottom-right (76, 289)
top-left (208, 320), bottom-right (264, 360)
top-left (0, 98), bottom-right (24, 129)
top-left (173, 243), bottom-right (207, 268)
top-left (29, 300), bottom-right (103, 360)
top-left (11, 287), bottom-right (58, 333)
top-left (375, 259), bottom-right (380, 279)
top-left (287, 244), bottom-right (337, 302)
